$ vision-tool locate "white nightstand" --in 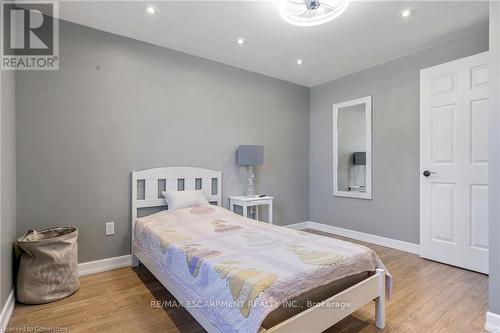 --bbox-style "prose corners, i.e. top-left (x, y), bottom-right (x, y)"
top-left (229, 196), bottom-right (274, 224)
